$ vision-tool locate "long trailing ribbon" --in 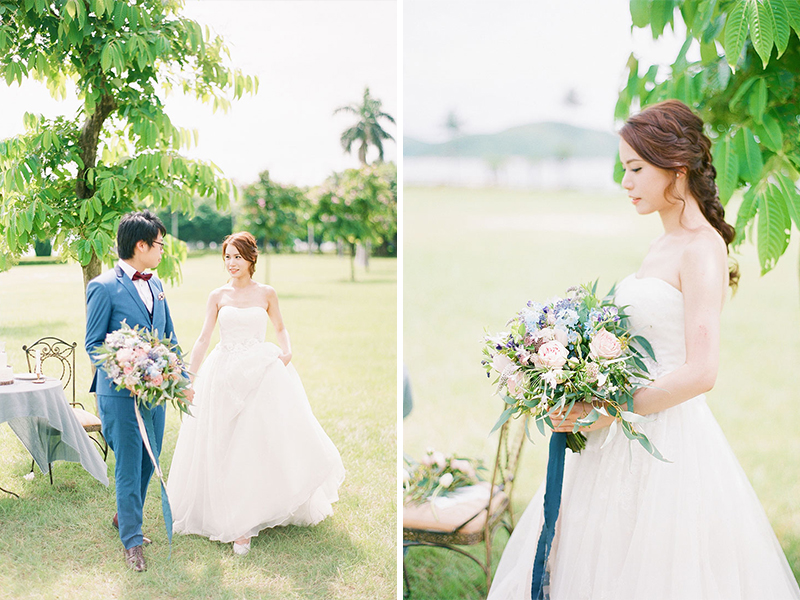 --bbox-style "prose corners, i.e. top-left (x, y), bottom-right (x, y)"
top-left (133, 402), bottom-right (174, 556)
top-left (530, 431), bottom-right (567, 600)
